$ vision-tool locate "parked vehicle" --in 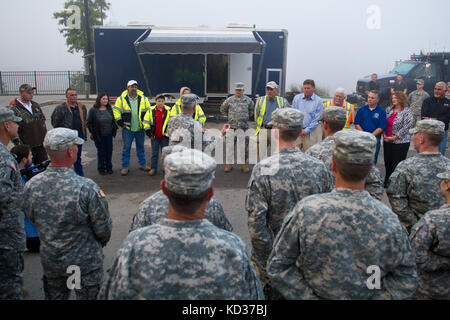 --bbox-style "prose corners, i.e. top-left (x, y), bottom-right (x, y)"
top-left (356, 51), bottom-right (450, 107)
